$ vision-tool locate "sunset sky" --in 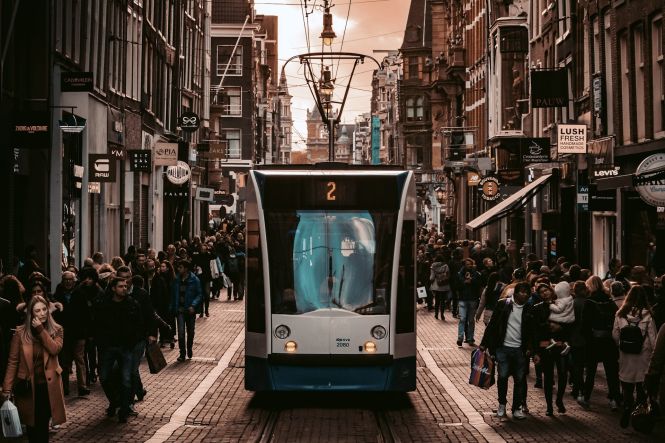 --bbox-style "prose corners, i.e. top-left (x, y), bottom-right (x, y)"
top-left (254, 0), bottom-right (410, 149)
